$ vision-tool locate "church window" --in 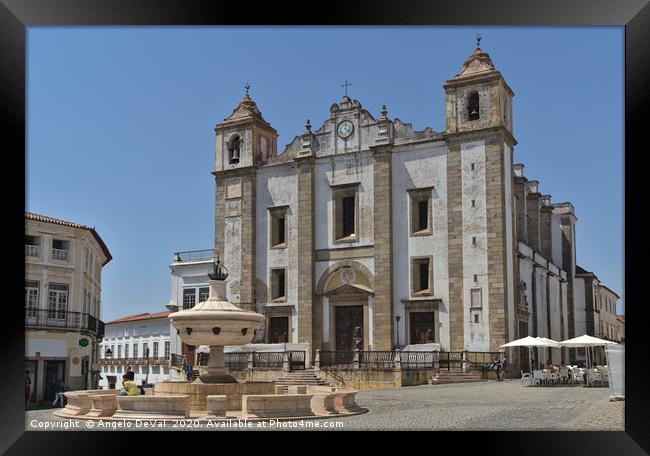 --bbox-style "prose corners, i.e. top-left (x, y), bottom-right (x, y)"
top-left (409, 188), bottom-right (433, 236)
top-left (468, 92), bottom-right (480, 121)
top-left (269, 207), bottom-right (288, 248)
top-left (270, 269), bottom-right (287, 301)
top-left (471, 199), bottom-right (476, 208)
top-left (411, 257), bottom-right (432, 296)
top-left (332, 184), bottom-right (359, 242)
top-left (470, 288), bottom-right (482, 309)
top-left (228, 135), bottom-right (241, 164)
top-left (474, 314), bottom-right (480, 324)
top-left (472, 236), bottom-right (477, 247)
